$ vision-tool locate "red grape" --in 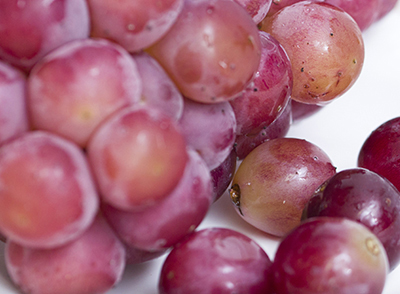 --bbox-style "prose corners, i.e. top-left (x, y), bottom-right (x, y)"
top-left (230, 137), bottom-right (336, 237)
top-left (302, 167), bottom-right (400, 271)
top-left (0, 131), bottom-right (99, 248)
top-left (272, 217), bottom-right (388, 294)
top-left (210, 149), bottom-right (237, 202)
top-left (87, 0), bottom-right (184, 52)
top-left (260, 1), bottom-right (364, 105)
top-left (27, 38), bottom-right (142, 148)
top-left (146, 0), bottom-right (262, 103)
top-left (229, 31), bottom-right (292, 137)
top-left (159, 227), bottom-right (274, 294)
top-left (235, 0), bottom-right (273, 23)
top-left (5, 213), bottom-right (126, 294)
top-left (0, 0), bottom-right (90, 72)
top-left (87, 105), bottom-right (188, 211)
